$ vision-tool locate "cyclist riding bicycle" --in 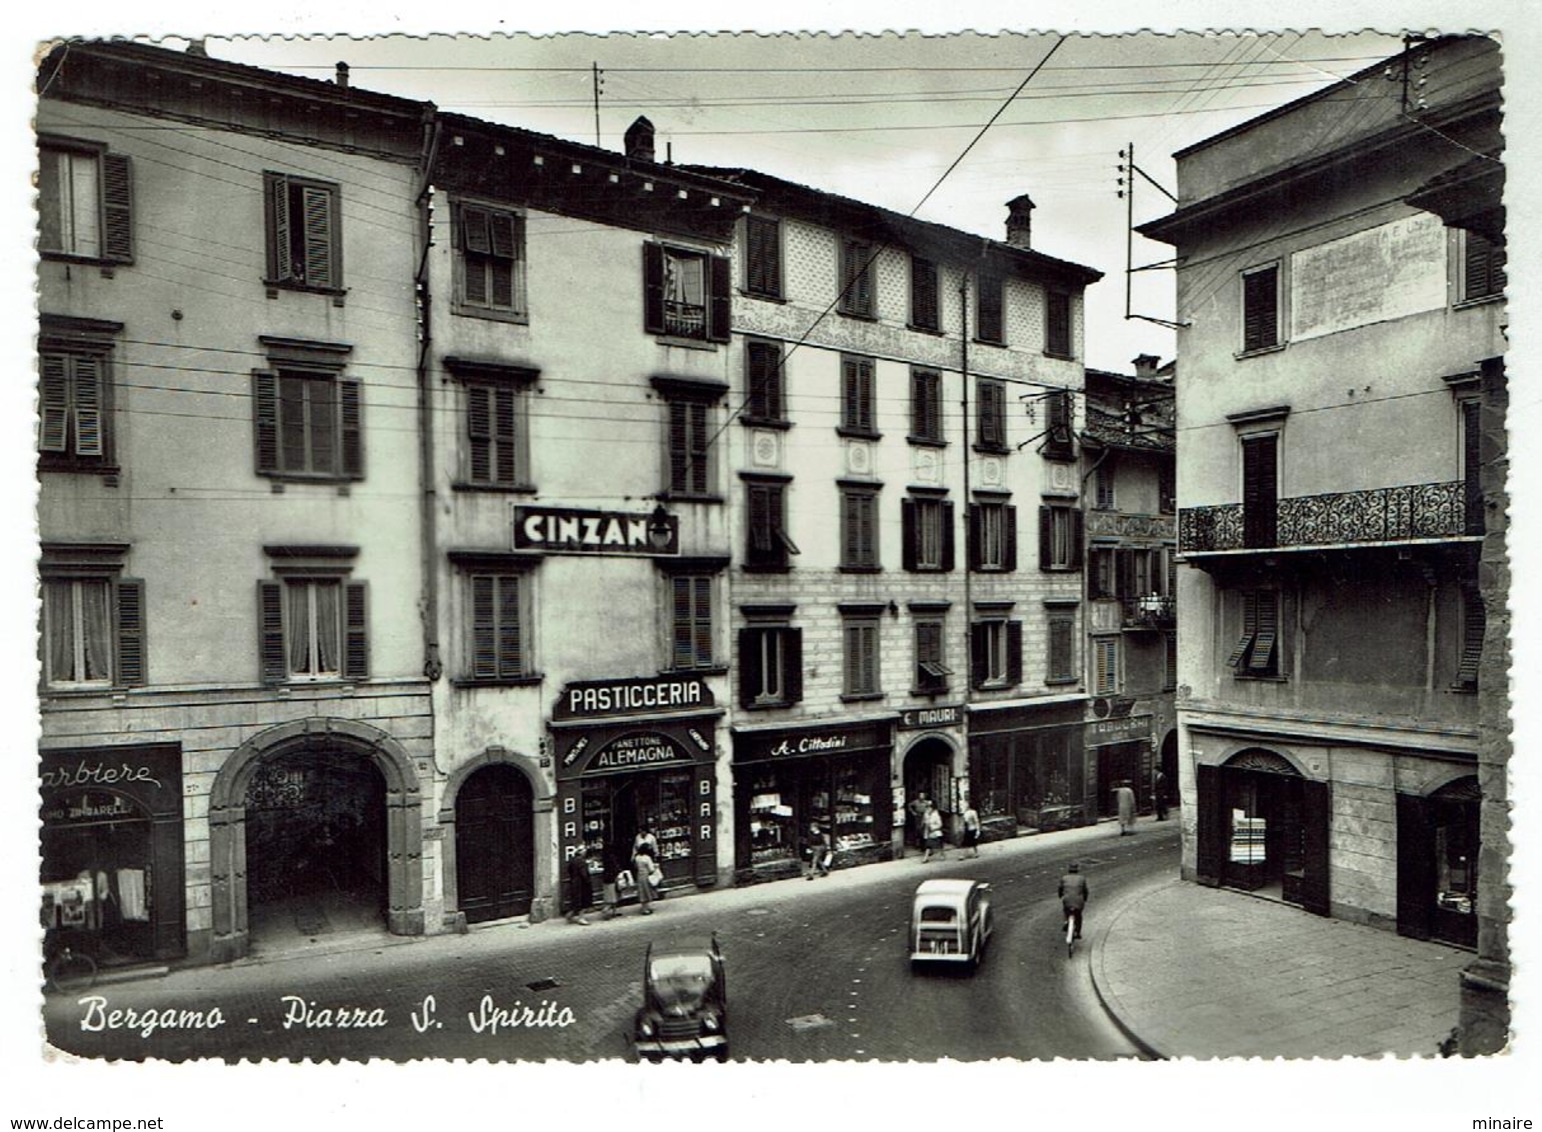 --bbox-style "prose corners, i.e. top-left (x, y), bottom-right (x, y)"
top-left (1058, 861), bottom-right (1089, 942)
